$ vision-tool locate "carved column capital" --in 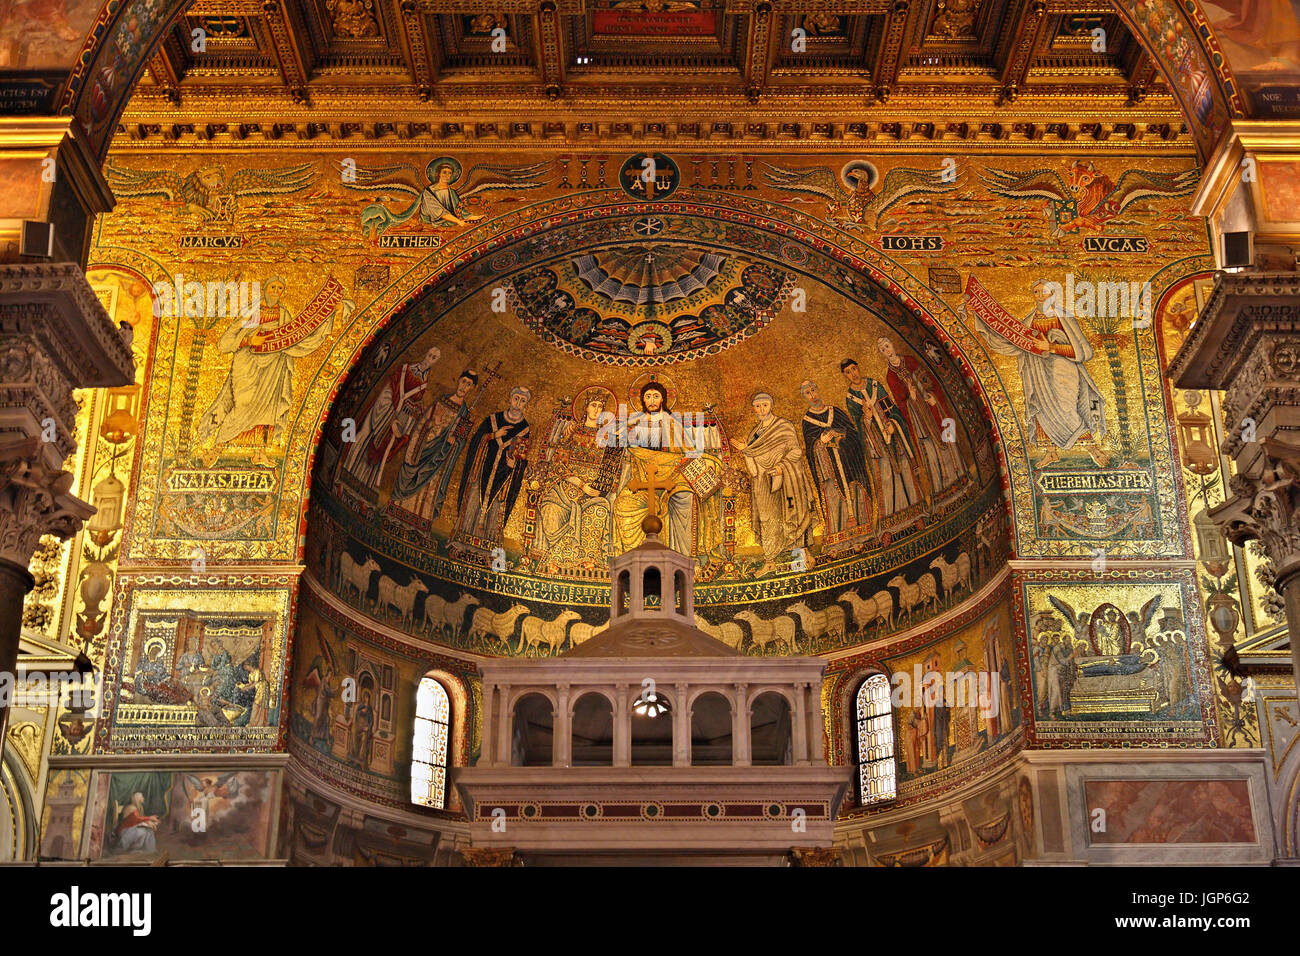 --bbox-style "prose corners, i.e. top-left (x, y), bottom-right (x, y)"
top-left (1213, 436), bottom-right (1300, 586)
top-left (0, 436), bottom-right (94, 571)
top-left (790, 846), bottom-right (841, 867)
top-left (462, 846), bottom-right (518, 867)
